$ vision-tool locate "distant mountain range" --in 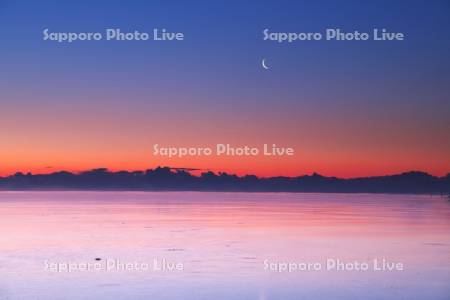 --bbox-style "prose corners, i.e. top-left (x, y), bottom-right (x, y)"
top-left (0, 167), bottom-right (449, 194)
